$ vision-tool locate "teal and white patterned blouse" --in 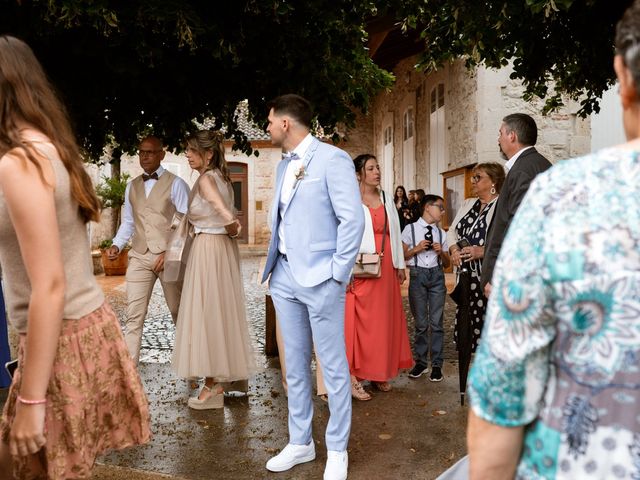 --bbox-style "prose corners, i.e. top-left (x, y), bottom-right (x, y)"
top-left (468, 146), bottom-right (640, 479)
